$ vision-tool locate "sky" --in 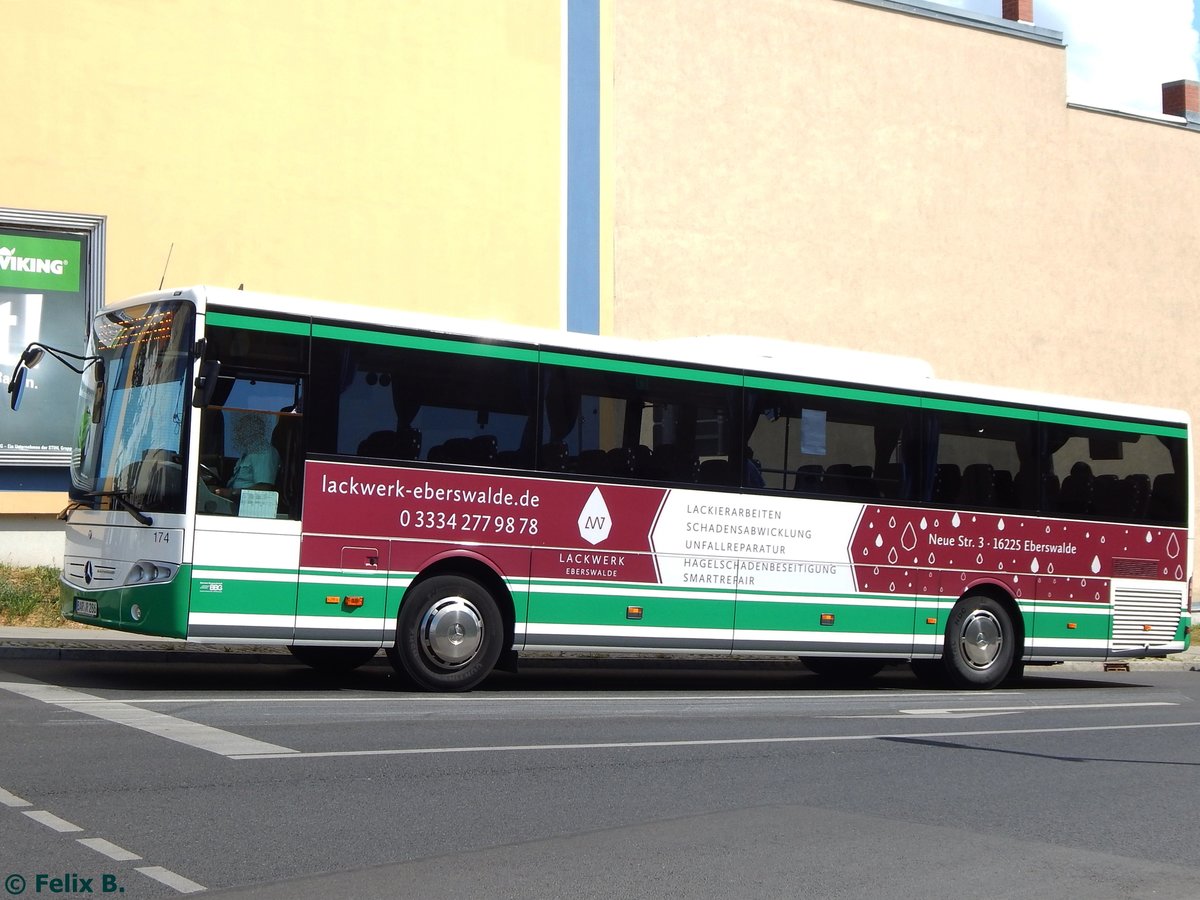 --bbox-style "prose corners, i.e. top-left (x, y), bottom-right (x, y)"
top-left (941, 0), bottom-right (1200, 116)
